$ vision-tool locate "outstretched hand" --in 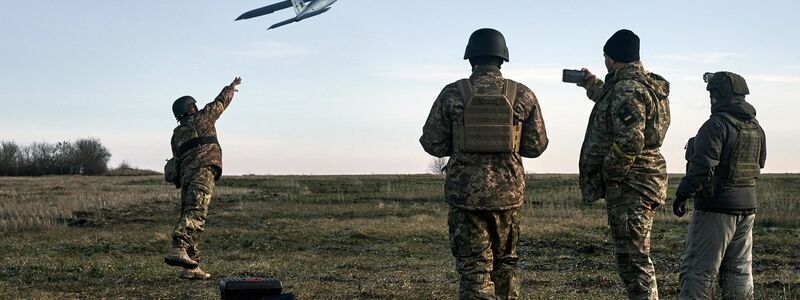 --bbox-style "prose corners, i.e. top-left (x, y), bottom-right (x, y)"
top-left (231, 77), bottom-right (242, 91)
